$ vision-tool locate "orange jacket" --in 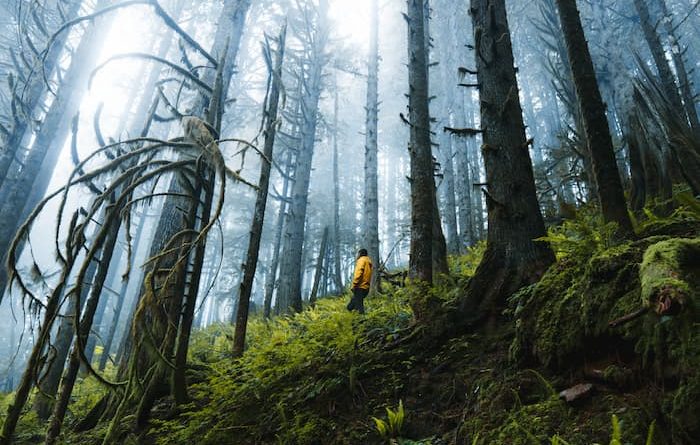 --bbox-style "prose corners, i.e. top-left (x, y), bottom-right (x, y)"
top-left (352, 255), bottom-right (373, 290)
